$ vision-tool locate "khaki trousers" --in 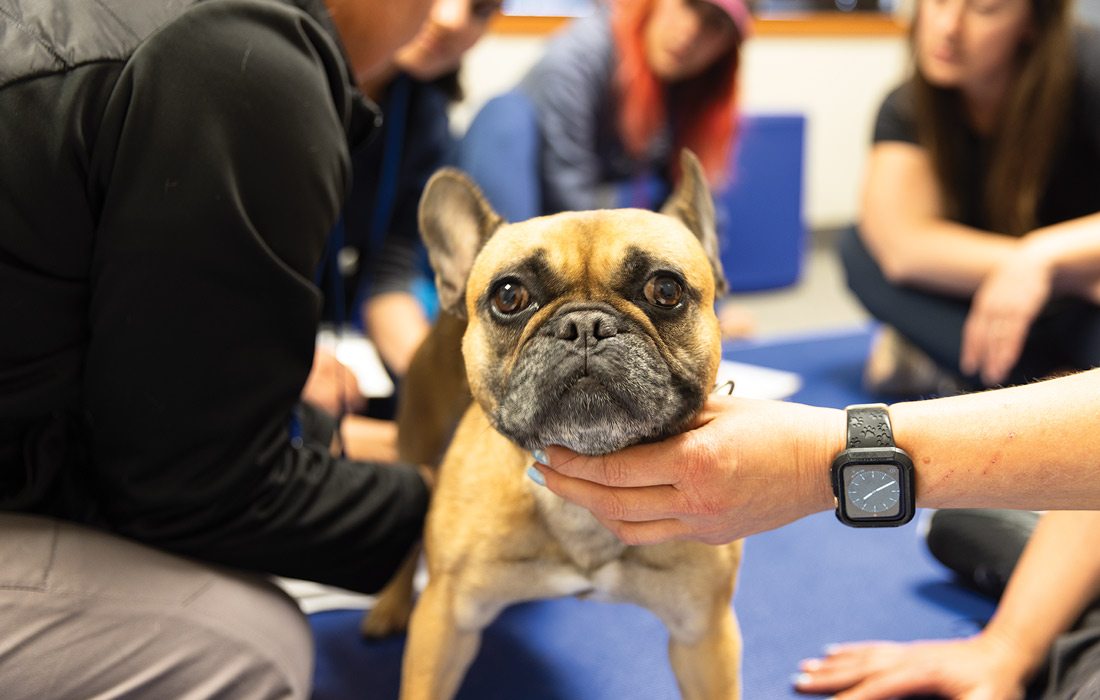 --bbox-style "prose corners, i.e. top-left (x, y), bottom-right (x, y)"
top-left (0, 513), bottom-right (312, 699)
